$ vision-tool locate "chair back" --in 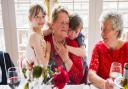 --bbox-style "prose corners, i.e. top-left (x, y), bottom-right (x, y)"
top-left (0, 51), bottom-right (15, 85)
